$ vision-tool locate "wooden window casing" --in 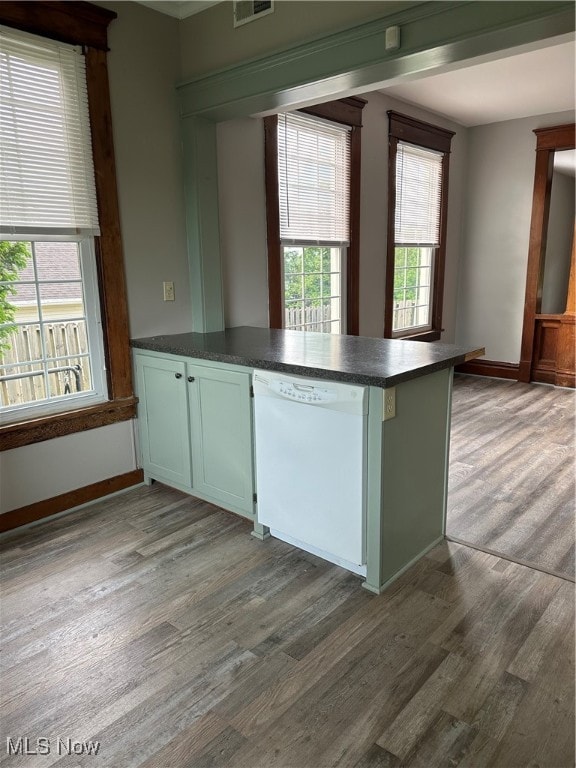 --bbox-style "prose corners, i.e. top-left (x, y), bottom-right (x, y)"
top-left (385, 111), bottom-right (454, 342)
top-left (264, 97), bottom-right (366, 335)
top-left (0, 1), bottom-right (135, 451)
